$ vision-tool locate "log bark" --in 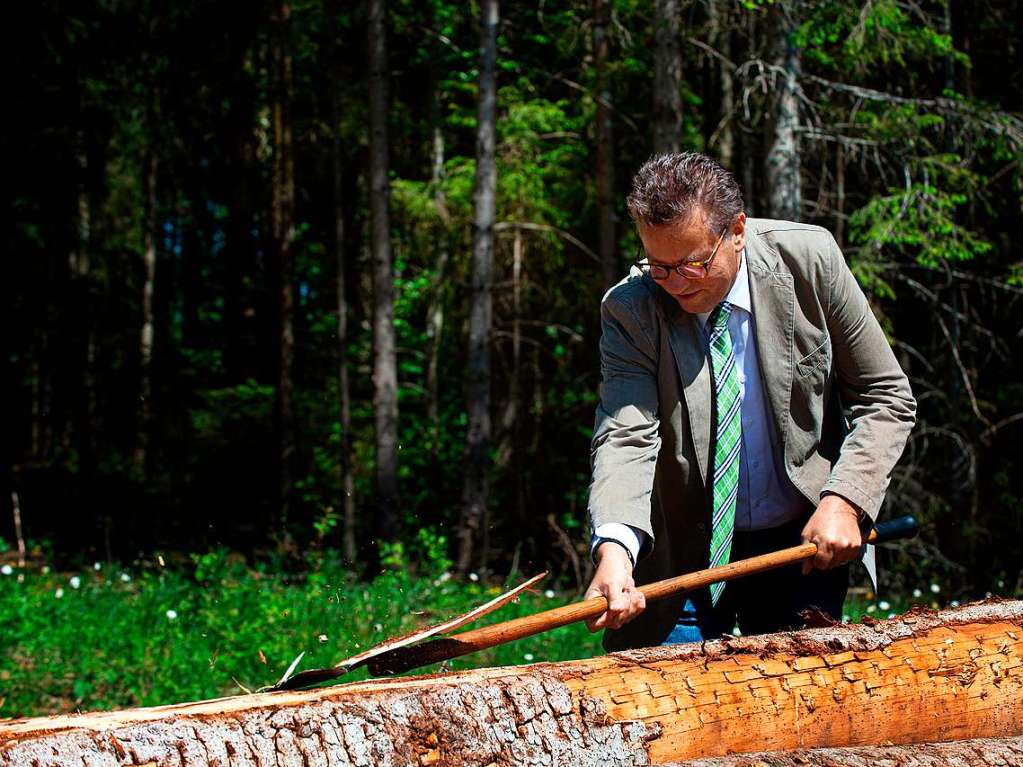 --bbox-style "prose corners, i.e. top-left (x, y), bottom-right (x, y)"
top-left (3, 601), bottom-right (1023, 766)
top-left (676, 735), bottom-right (1023, 766)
